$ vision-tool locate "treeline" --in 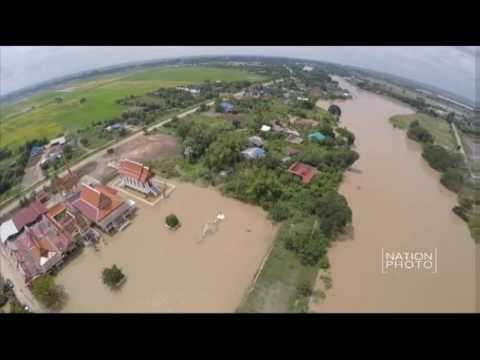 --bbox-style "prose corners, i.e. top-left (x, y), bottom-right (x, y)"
top-left (358, 81), bottom-right (428, 111)
top-left (0, 138), bottom-right (49, 196)
top-left (403, 120), bottom-right (469, 222)
top-left (115, 80), bottom-right (256, 127)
